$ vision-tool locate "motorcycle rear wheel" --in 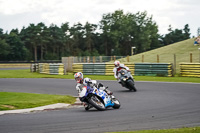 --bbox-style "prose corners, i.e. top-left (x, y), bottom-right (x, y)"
top-left (88, 95), bottom-right (106, 111)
